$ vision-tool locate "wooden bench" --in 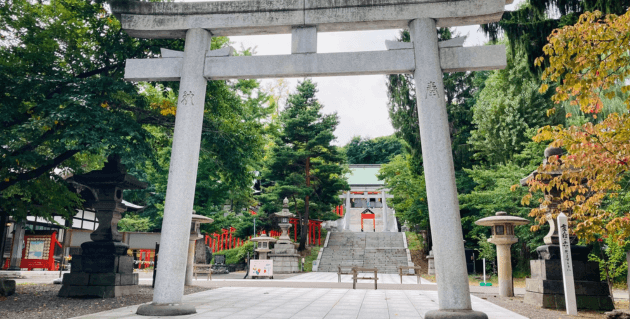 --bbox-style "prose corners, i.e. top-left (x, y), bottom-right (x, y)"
top-left (352, 267), bottom-right (378, 290)
top-left (337, 266), bottom-right (355, 283)
top-left (398, 266), bottom-right (423, 284)
top-left (193, 264), bottom-right (212, 281)
top-left (337, 266), bottom-right (378, 289)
